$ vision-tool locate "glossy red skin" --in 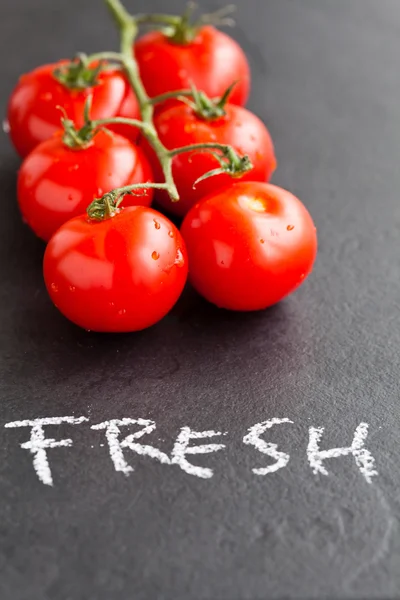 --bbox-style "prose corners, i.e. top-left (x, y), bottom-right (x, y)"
top-left (143, 103), bottom-right (276, 217)
top-left (43, 207), bottom-right (188, 332)
top-left (18, 130), bottom-right (154, 242)
top-left (181, 182), bottom-right (317, 311)
top-left (135, 26), bottom-right (250, 110)
top-left (7, 61), bottom-right (140, 158)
